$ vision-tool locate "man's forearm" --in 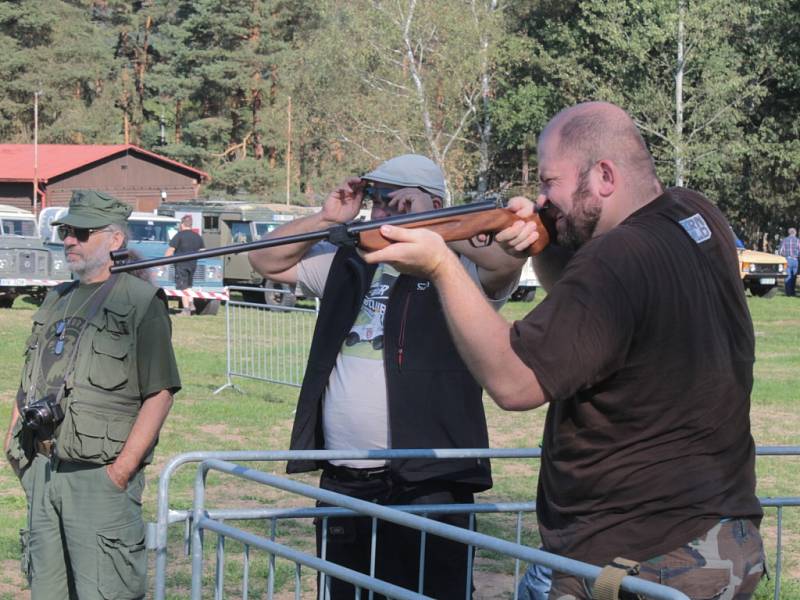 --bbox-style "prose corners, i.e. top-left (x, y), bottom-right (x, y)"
top-left (5, 404), bottom-right (21, 478)
top-left (248, 211), bottom-right (333, 279)
top-left (107, 389), bottom-right (173, 487)
top-left (4, 403), bottom-right (19, 457)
